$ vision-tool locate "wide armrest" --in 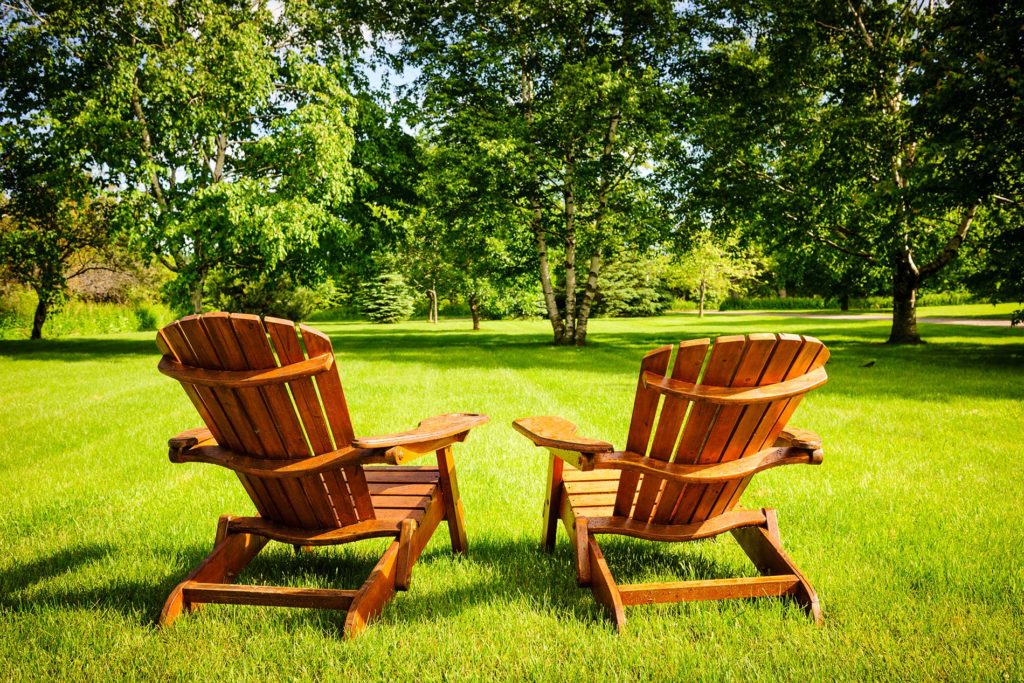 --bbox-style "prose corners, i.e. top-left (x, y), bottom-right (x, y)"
top-left (170, 444), bottom-right (383, 477)
top-left (512, 416), bottom-right (614, 453)
top-left (642, 366), bottom-right (828, 405)
top-left (168, 427), bottom-right (216, 453)
top-left (352, 413), bottom-right (489, 450)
